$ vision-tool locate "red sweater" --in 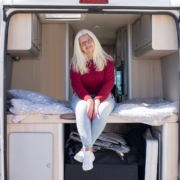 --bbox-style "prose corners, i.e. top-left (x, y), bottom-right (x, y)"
top-left (70, 59), bottom-right (114, 102)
